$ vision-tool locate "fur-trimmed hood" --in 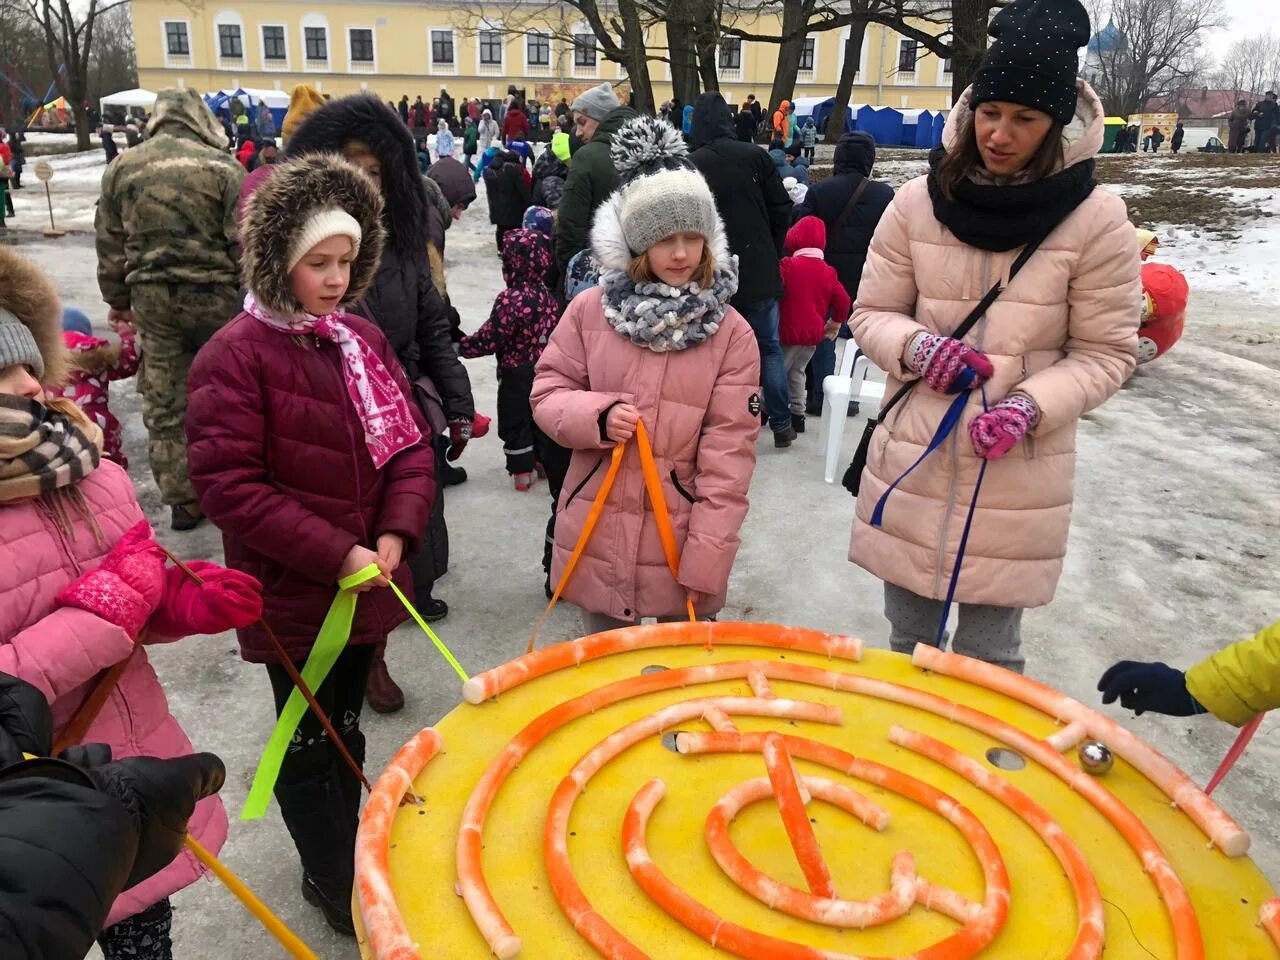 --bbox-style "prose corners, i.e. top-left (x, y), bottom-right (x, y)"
top-left (0, 247), bottom-right (67, 386)
top-left (239, 154), bottom-right (386, 315)
top-left (589, 183), bottom-right (732, 274)
top-left (283, 94), bottom-right (431, 254)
